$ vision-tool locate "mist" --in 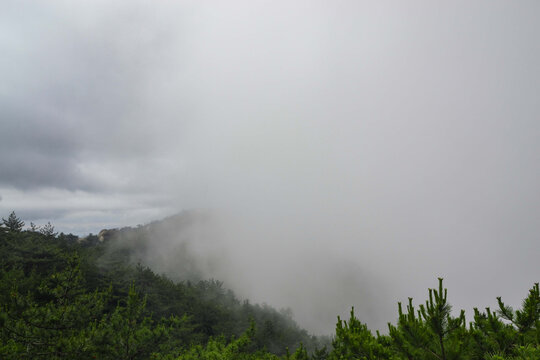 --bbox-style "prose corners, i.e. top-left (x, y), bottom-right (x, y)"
top-left (1, 0), bottom-right (539, 334)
